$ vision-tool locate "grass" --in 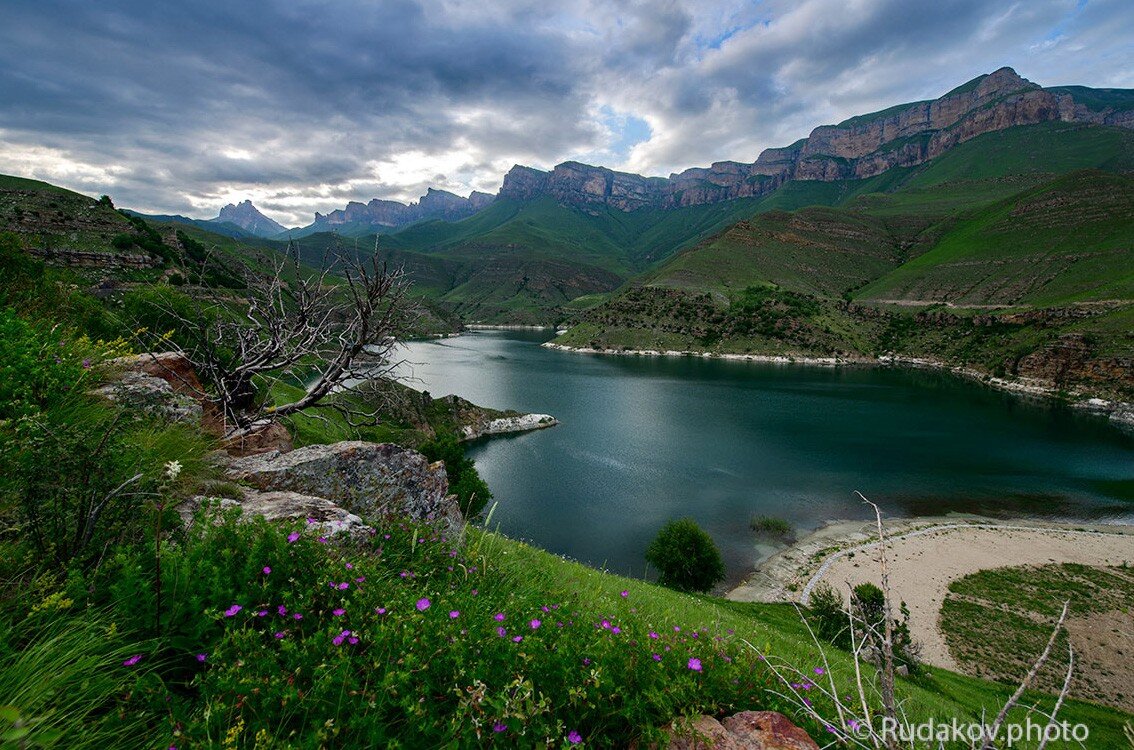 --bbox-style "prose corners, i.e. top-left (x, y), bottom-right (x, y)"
top-left (0, 615), bottom-right (158, 749)
top-left (941, 563), bottom-right (1134, 713)
top-left (749, 515), bottom-right (794, 539)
